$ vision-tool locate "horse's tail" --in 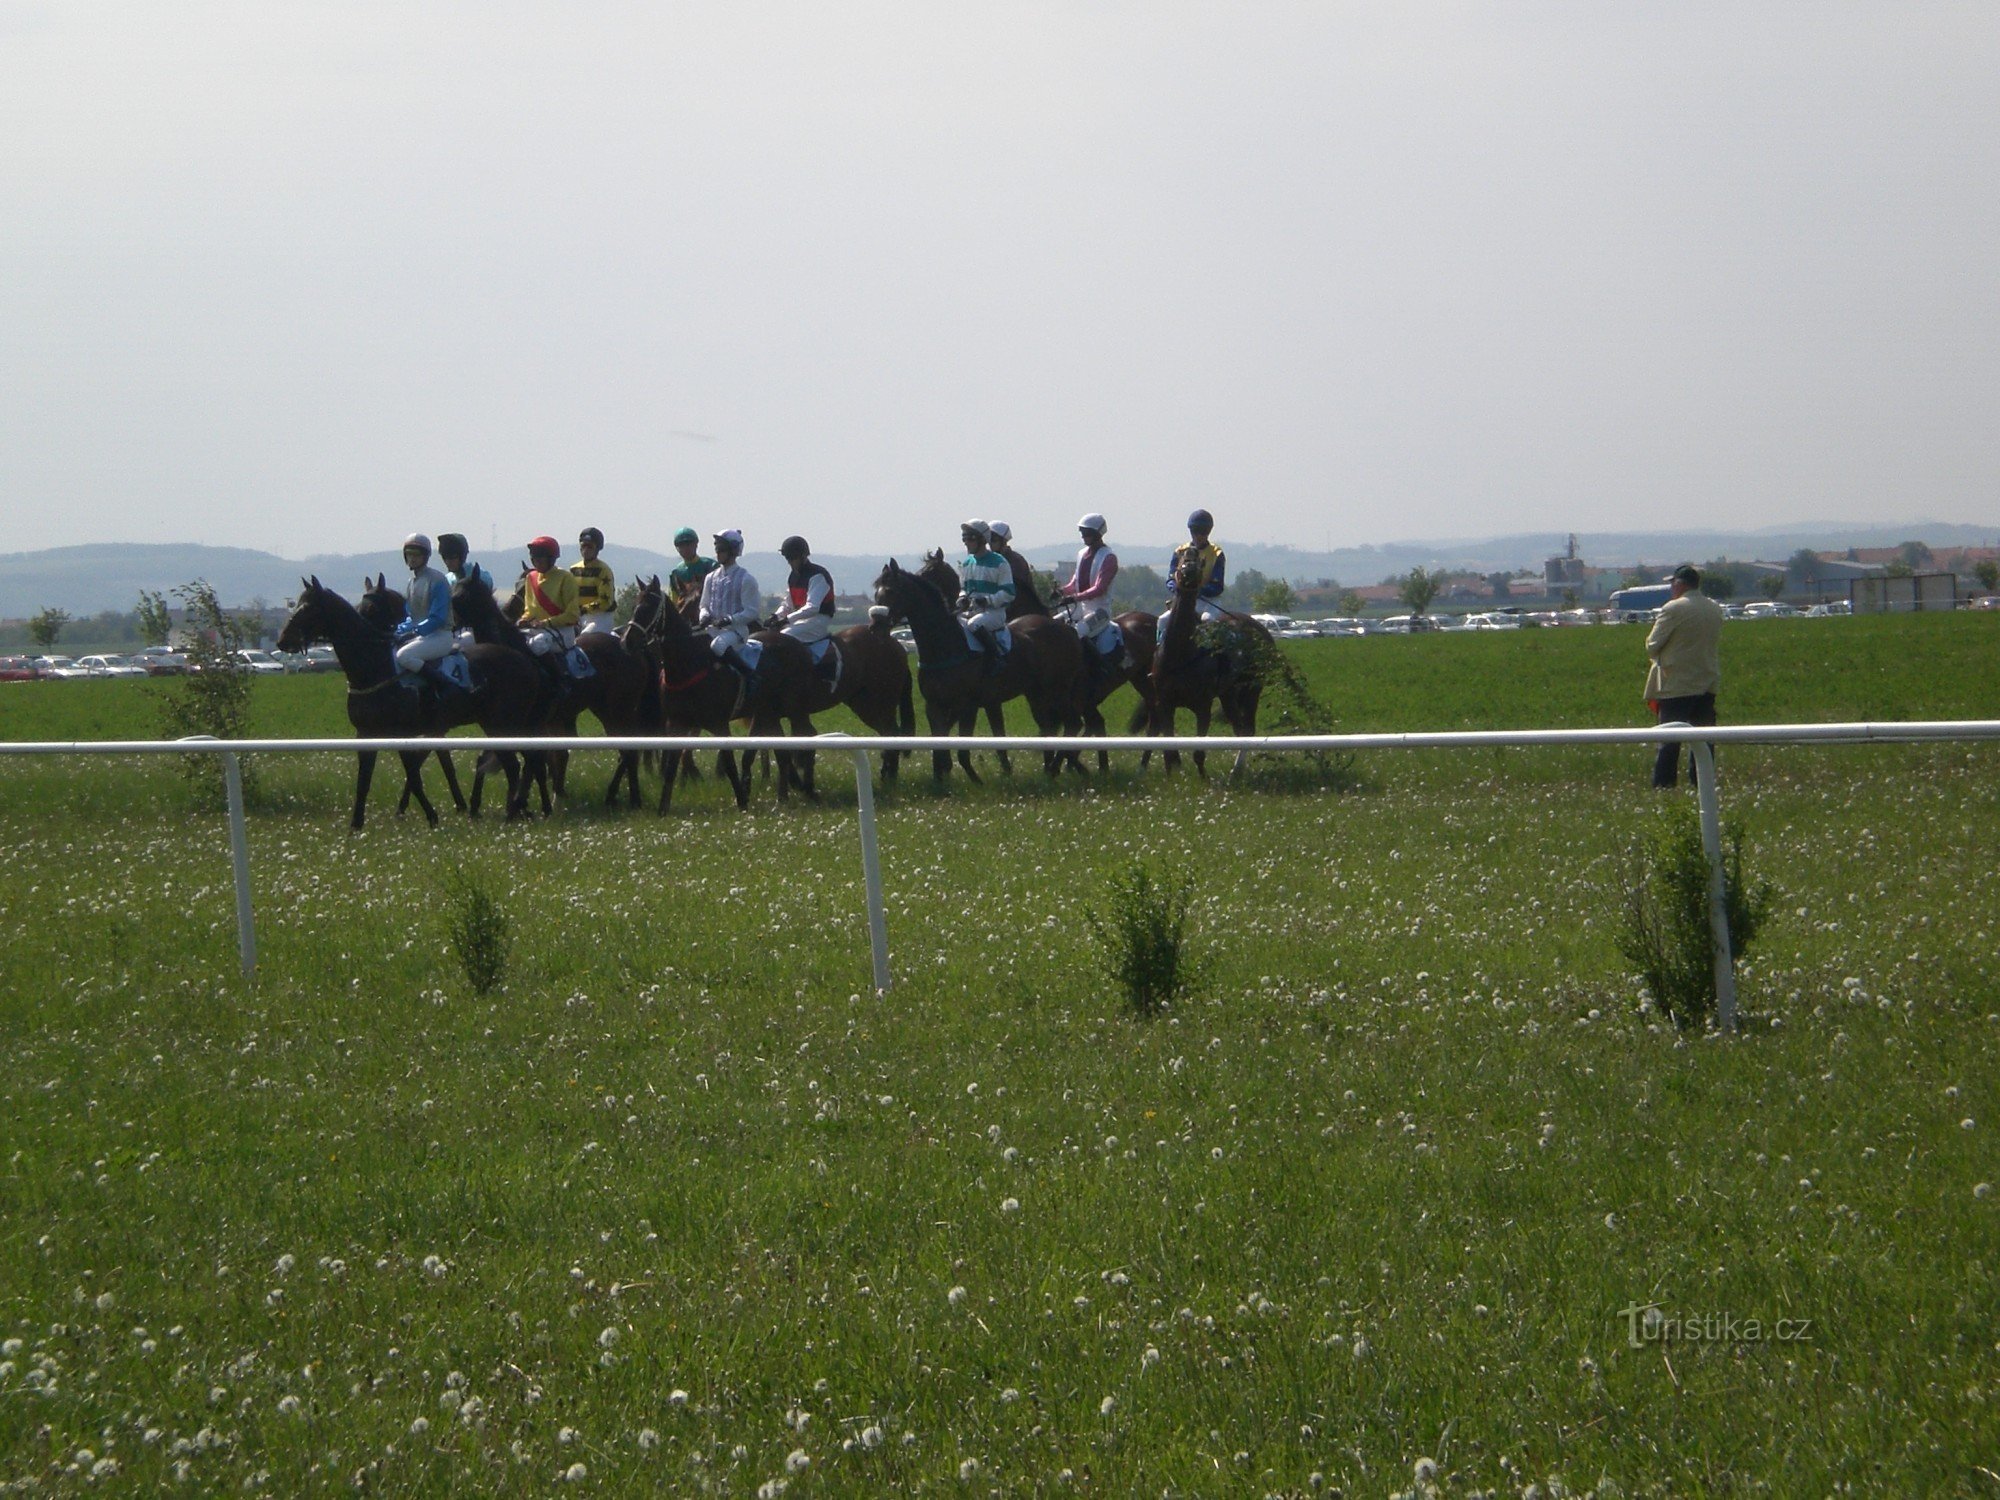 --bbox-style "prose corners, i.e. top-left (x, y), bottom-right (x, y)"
top-left (1126, 694), bottom-right (1153, 734)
